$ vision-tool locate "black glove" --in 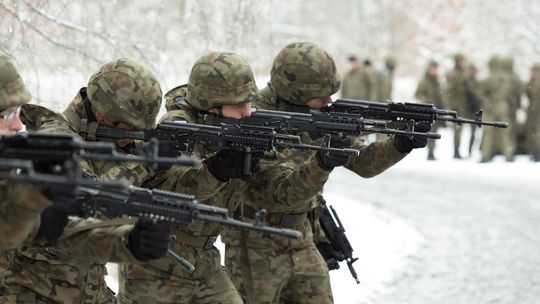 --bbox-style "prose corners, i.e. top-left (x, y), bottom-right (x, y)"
top-left (393, 122), bottom-right (432, 153)
top-left (316, 242), bottom-right (342, 270)
top-left (206, 149), bottom-right (260, 182)
top-left (315, 136), bottom-right (352, 171)
top-left (127, 218), bottom-right (171, 262)
top-left (35, 204), bottom-right (71, 244)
